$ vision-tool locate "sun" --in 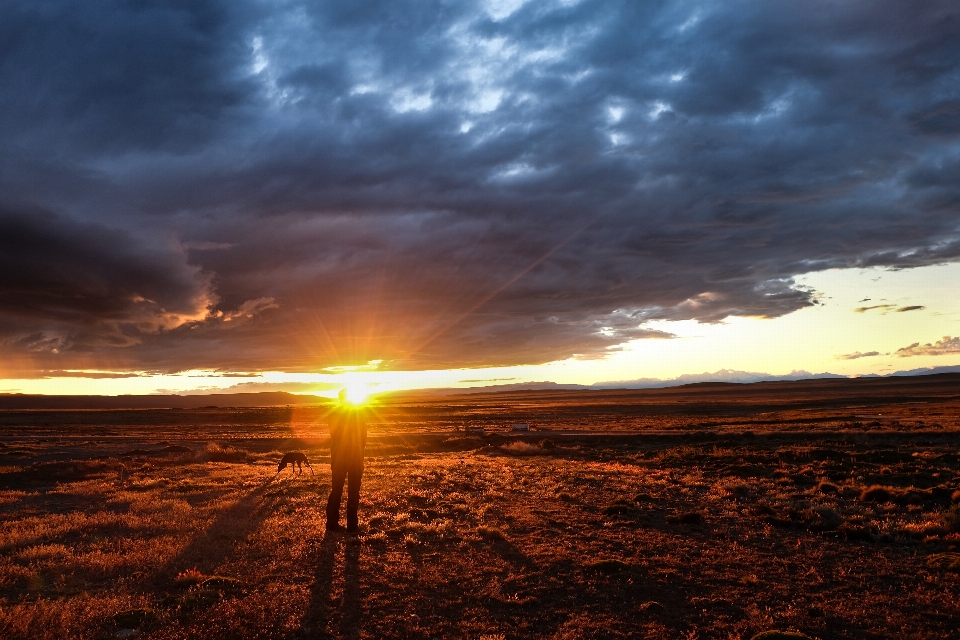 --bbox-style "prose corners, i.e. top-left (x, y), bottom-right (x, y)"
top-left (342, 384), bottom-right (372, 406)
